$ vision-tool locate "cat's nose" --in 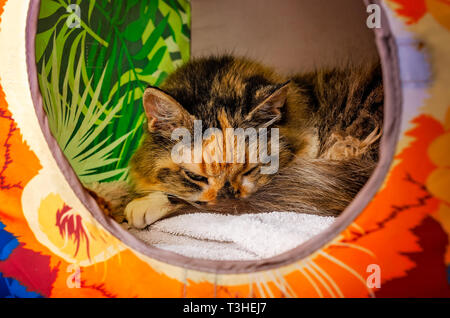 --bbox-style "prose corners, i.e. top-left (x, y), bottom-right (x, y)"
top-left (217, 181), bottom-right (238, 199)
